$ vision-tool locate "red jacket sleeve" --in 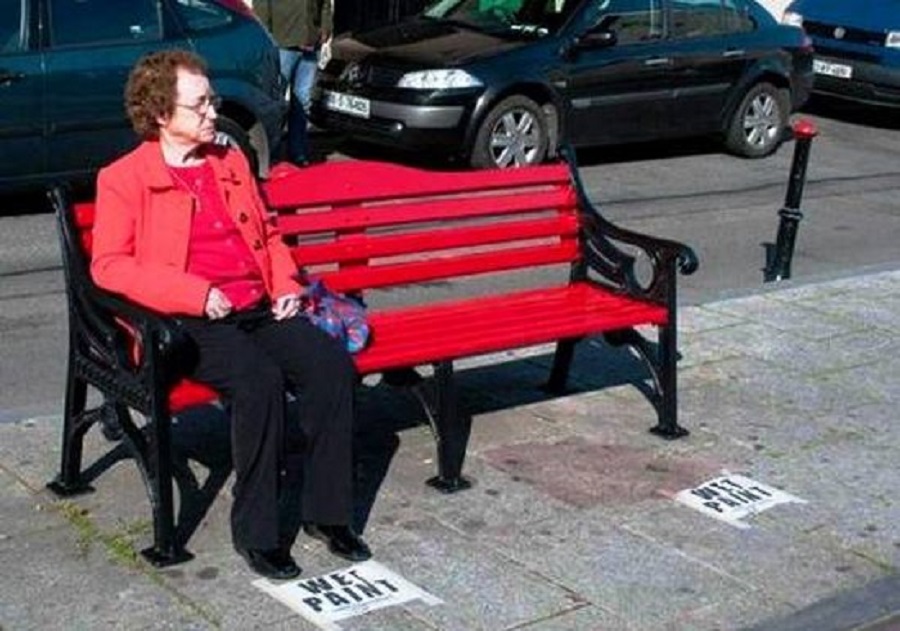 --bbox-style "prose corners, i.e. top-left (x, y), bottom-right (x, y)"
top-left (91, 162), bottom-right (212, 316)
